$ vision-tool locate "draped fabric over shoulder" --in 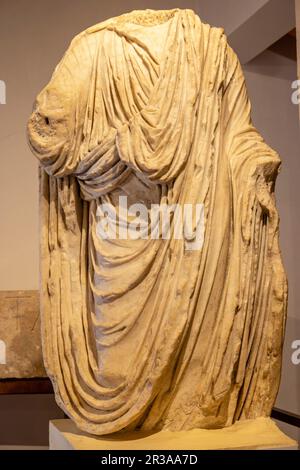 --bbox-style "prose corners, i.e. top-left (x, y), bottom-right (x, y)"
top-left (27, 9), bottom-right (287, 435)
